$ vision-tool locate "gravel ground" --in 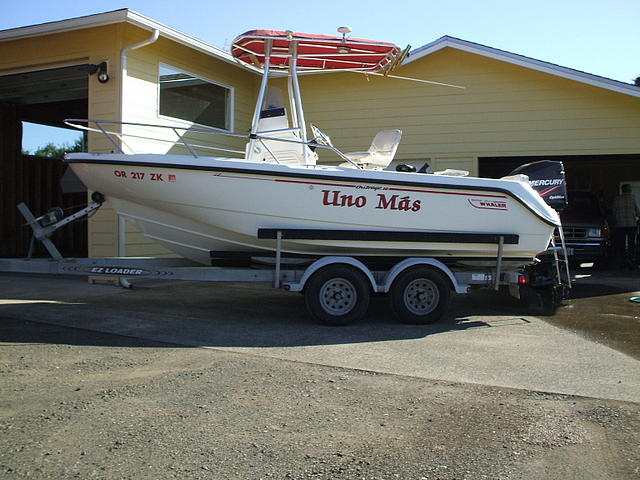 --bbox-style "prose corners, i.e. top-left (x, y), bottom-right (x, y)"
top-left (1, 318), bottom-right (639, 480)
